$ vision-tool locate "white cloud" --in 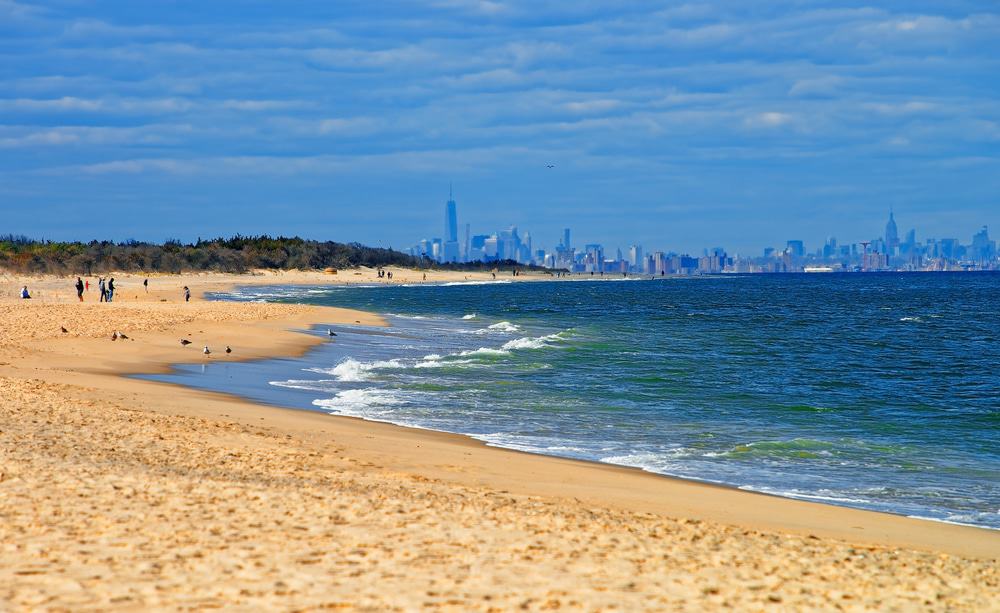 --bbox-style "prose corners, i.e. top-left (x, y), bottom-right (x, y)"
top-left (563, 99), bottom-right (622, 114)
top-left (789, 76), bottom-right (847, 98)
top-left (745, 111), bottom-right (793, 128)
